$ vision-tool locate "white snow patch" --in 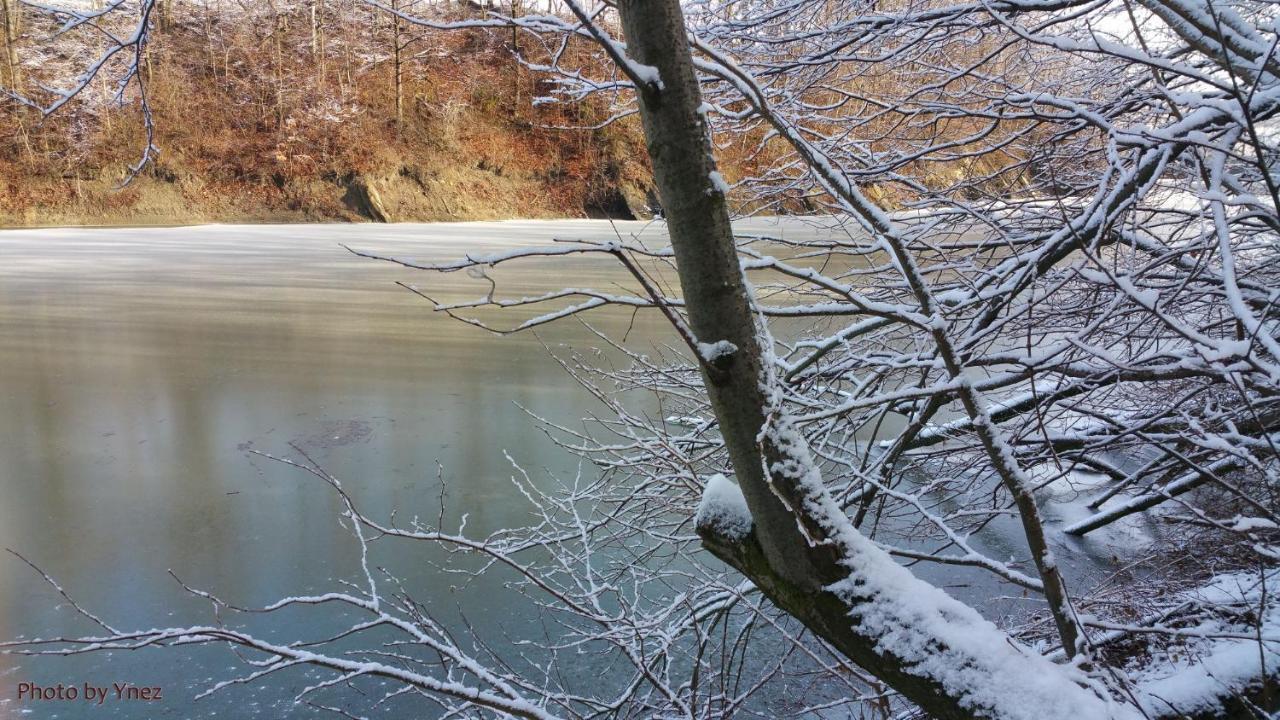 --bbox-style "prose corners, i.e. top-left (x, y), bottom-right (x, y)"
top-left (695, 474), bottom-right (753, 542)
top-left (1136, 604), bottom-right (1280, 716)
top-left (697, 339), bottom-right (738, 363)
top-left (1116, 572), bottom-right (1280, 716)
top-left (708, 171), bottom-right (731, 196)
top-left (1230, 516), bottom-right (1278, 532)
top-left (626, 59), bottom-right (663, 89)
